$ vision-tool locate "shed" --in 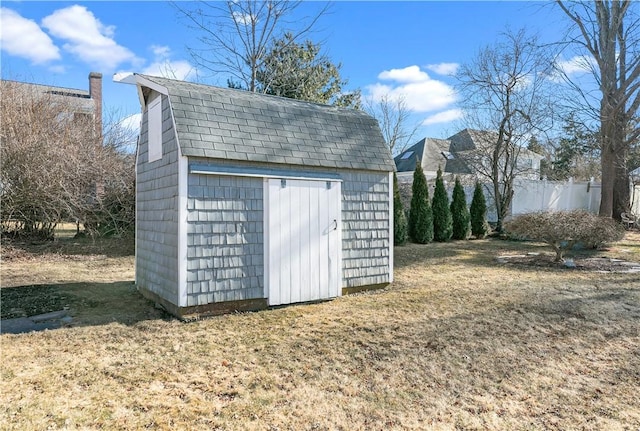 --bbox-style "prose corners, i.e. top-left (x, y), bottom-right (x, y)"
top-left (126, 74), bottom-right (395, 318)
